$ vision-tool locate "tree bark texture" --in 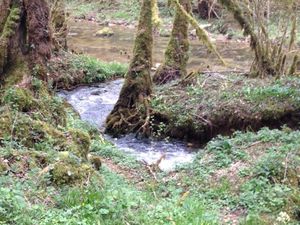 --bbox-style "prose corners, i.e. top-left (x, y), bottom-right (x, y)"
top-left (153, 0), bottom-right (191, 85)
top-left (106, 0), bottom-right (153, 136)
top-left (0, 0), bottom-right (51, 83)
